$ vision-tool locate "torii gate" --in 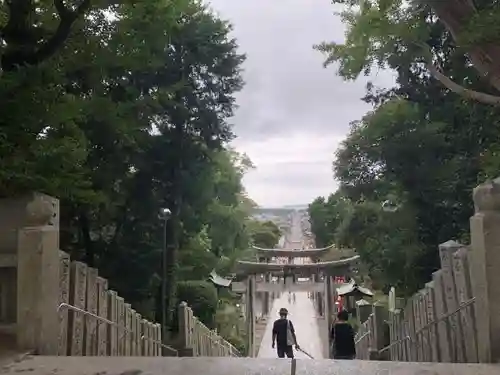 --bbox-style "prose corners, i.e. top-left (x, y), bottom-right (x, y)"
top-left (231, 245), bottom-right (360, 357)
